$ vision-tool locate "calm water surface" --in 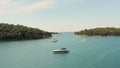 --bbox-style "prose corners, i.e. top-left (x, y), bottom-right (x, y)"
top-left (0, 32), bottom-right (120, 68)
